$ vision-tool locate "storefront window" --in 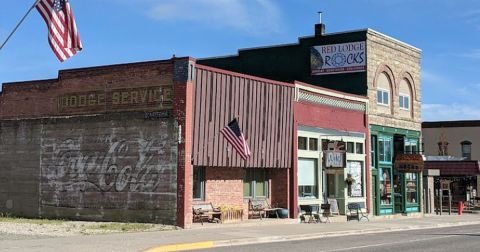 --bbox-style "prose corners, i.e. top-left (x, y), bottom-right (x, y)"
top-left (405, 139), bottom-right (418, 154)
top-left (406, 173), bottom-right (417, 203)
top-left (193, 167), bottom-right (205, 200)
top-left (347, 161), bottom-right (363, 197)
top-left (244, 169), bottom-right (268, 198)
top-left (298, 158), bottom-right (318, 199)
top-left (371, 135), bottom-right (377, 168)
top-left (379, 137), bottom-right (392, 163)
top-left (356, 143), bottom-right (364, 154)
top-left (379, 168), bottom-right (392, 205)
top-left (347, 142), bottom-right (354, 153)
